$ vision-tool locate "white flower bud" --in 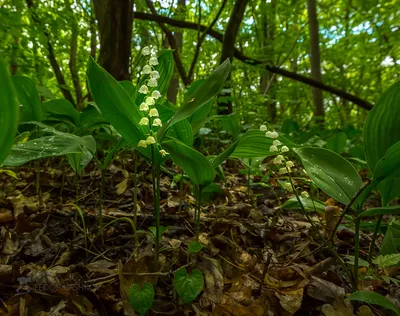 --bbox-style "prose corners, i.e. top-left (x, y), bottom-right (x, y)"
top-left (273, 140), bottom-right (281, 146)
top-left (269, 145), bottom-right (278, 152)
top-left (265, 131), bottom-right (272, 138)
top-left (279, 167), bottom-right (288, 174)
top-left (152, 118), bottom-right (162, 127)
top-left (142, 65), bottom-right (152, 75)
top-left (151, 90), bottom-right (161, 99)
top-left (270, 131), bottom-right (279, 139)
top-left (281, 146), bottom-right (289, 153)
top-left (301, 191), bottom-right (309, 198)
top-left (273, 155), bottom-right (285, 165)
top-left (146, 136), bottom-right (156, 144)
top-left (286, 160), bottom-right (294, 168)
top-left (138, 85), bottom-right (149, 94)
top-left (148, 78), bottom-right (158, 87)
top-left (159, 149), bottom-right (168, 157)
top-left (138, 140), bottom-right (148, 148)
top-left (150, 70), bottom-right (160, 79)
top-left (139, 117), bottom-right (149, 125)
top-left (260, 125), bottom-right (268, 131)
top-left (149, 57), bottom-right (158, 66)
top-left (284, 182), bottom-right (293, 192)
top-left (145, 97), bottom-right (155, 106)
top-left (139, 102), bottom-right (149, 111)
top-left (149, 108), bottom-right (159, 117)
top-left (141, 46), bottom-right (151, 56)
